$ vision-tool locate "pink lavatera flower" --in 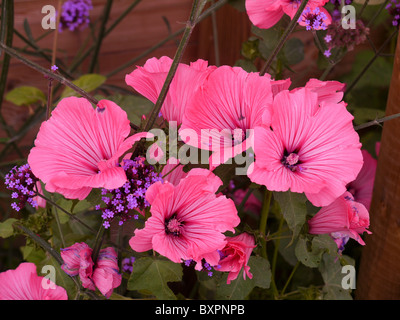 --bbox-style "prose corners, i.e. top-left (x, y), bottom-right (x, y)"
top-left (346, 149), bottom-right (377, 211)
top-left (308, 192), bottom-right (372, 248)
top-left (0, 262), bottom-right (68, 300)
top-left (248, 88), bottom-right (363, 207)
top-left (217, 233), bottom-right (256, 284)
top-left (245, 0), bottom-right (329, 29)
top-left (125, 56), bottom-right (216, 125)
top-left (129, 168), bottom-right (240, 268)
top-left (28, 97), bottom-right (152, 200)
top-left (180, 65), bottom-right (275, 170)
